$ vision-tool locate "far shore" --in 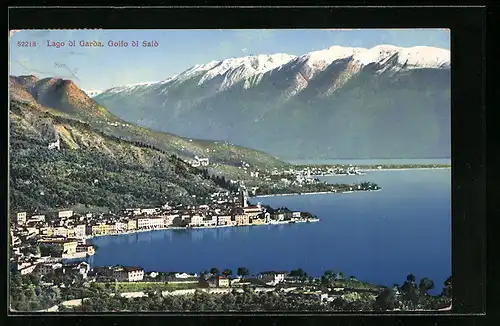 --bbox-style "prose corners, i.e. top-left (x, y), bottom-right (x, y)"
top-left (253, 189), bottom-right (381, 199)
top-left (359, 167), bottom-right (451, 172)
top-left (310, 167), bottom-right (451, 176)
